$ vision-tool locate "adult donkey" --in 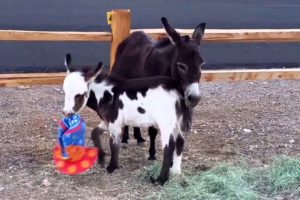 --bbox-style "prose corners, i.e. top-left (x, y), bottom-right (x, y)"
top-left (109, 17), bottom-right (206, 160)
